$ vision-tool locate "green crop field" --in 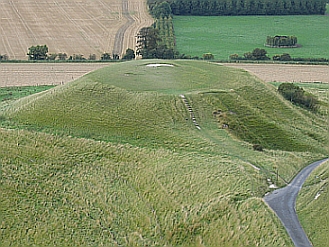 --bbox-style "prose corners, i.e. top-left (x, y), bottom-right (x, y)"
top-left (173, 15), bottom-right (329, 60)
top-left (1, 60), bottom-right (328, 246)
